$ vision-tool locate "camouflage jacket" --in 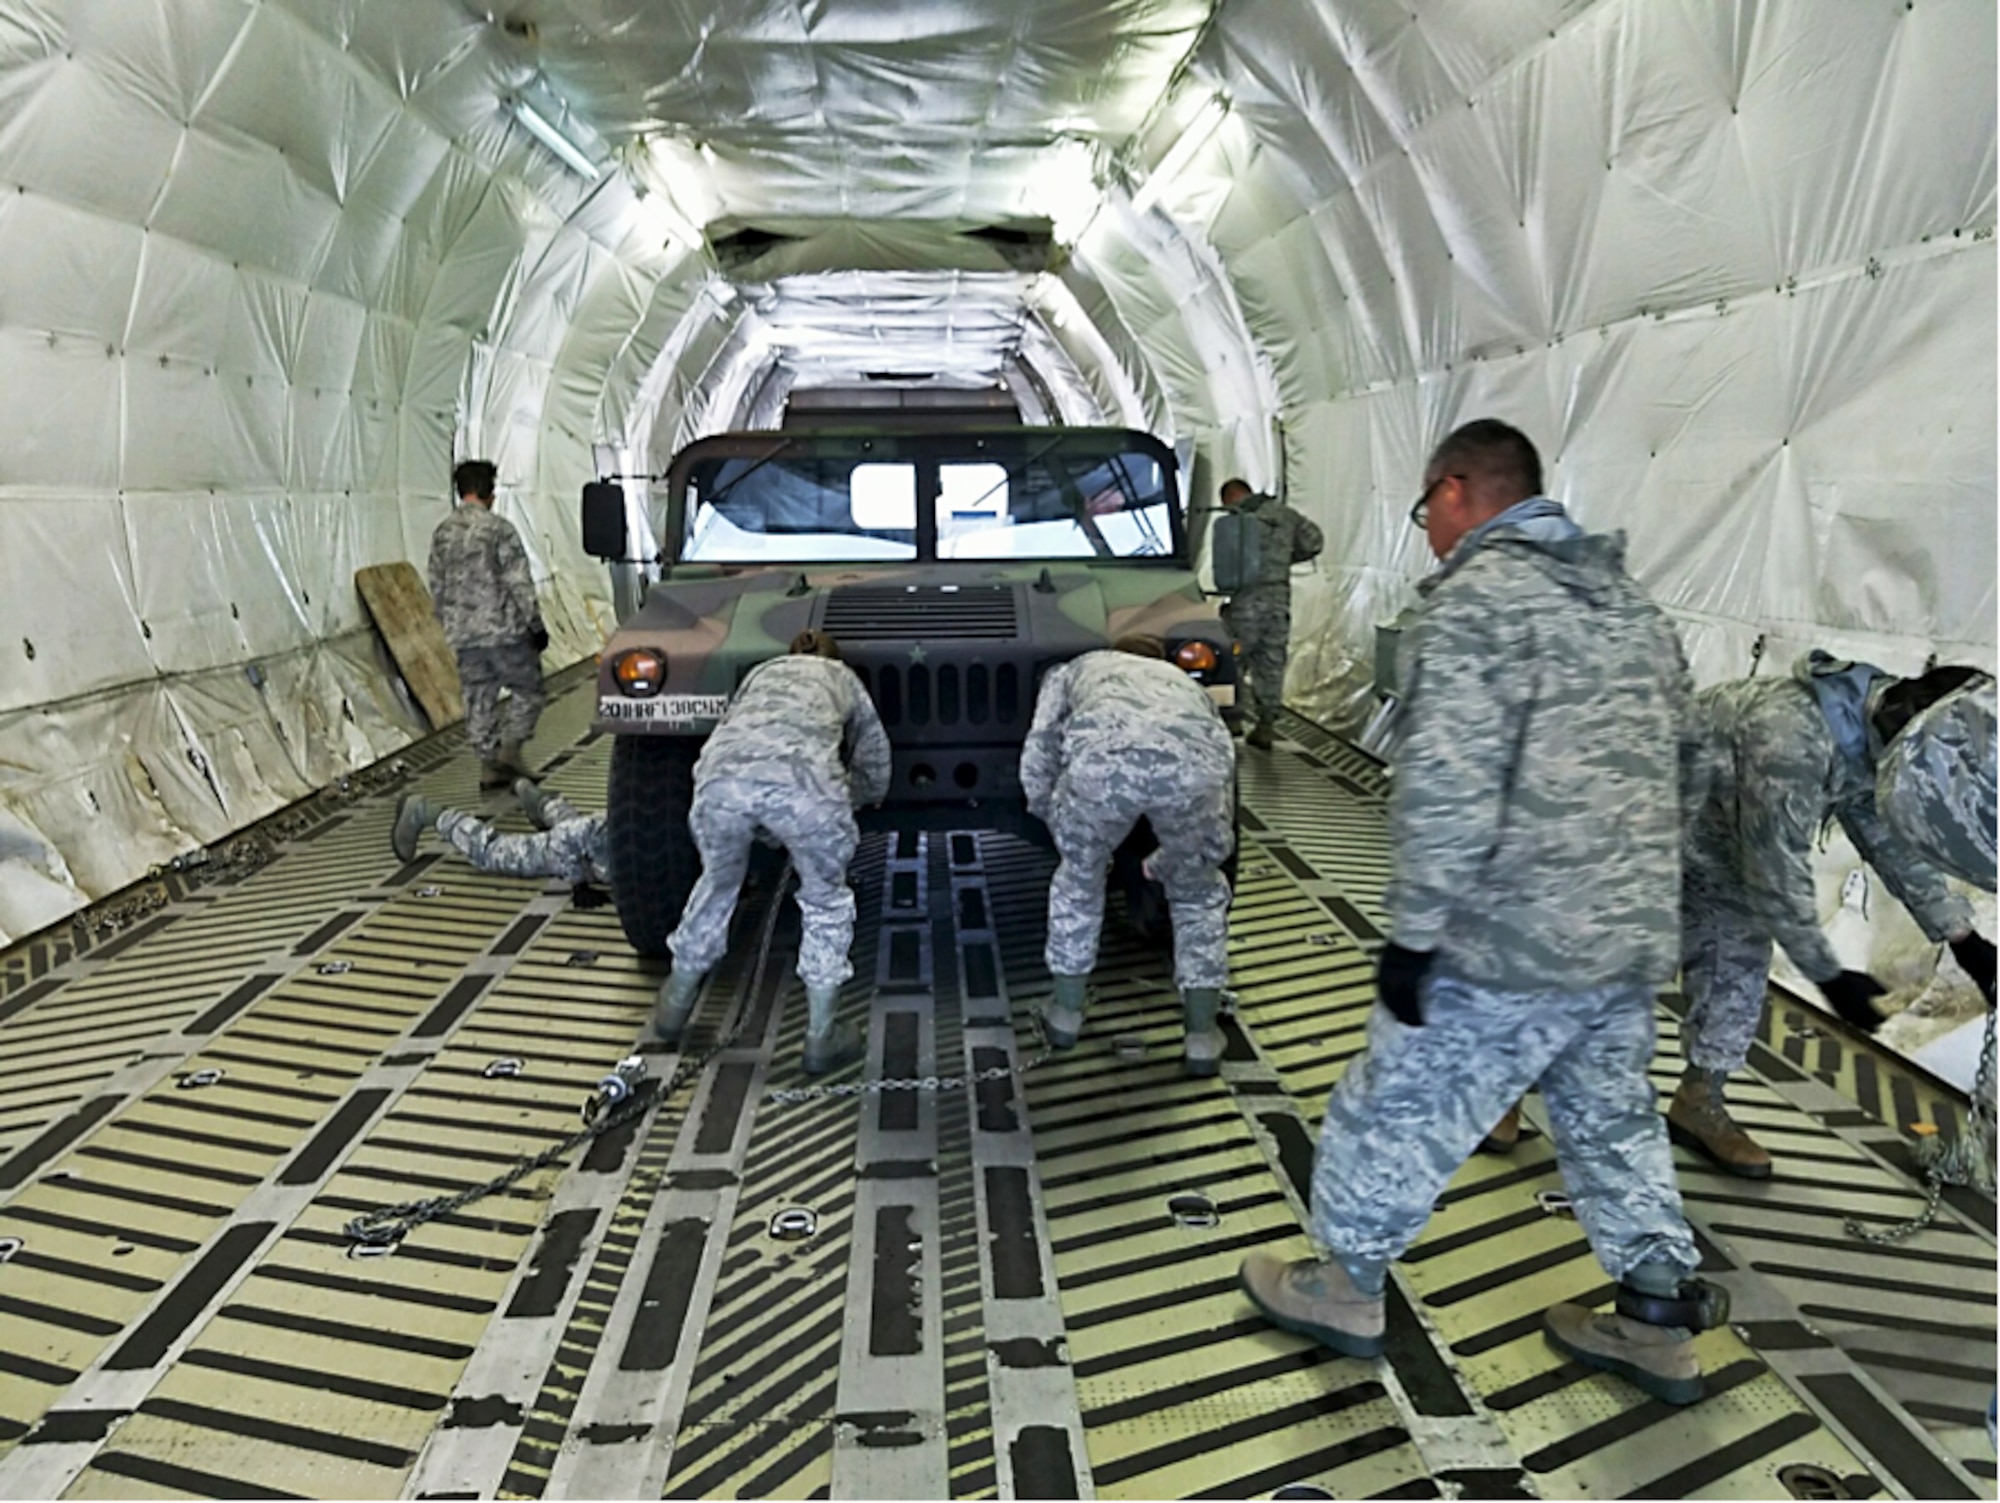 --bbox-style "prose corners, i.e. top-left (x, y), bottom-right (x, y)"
top-left (1388, 502), bottom-right (1694, 990)
top-left (1020, 650), bottom-right (1233, 821)
top-left (427, 504), bottom-right (542, 651)
top-left (695, 656), bottom-right (892, 808)
top-left (1689, 659), bottom-right (1975, 981)
top-left (1875, 676), bottom-right (1996, 893)
top-left (1230, 492), bottom-right (1325, 600)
